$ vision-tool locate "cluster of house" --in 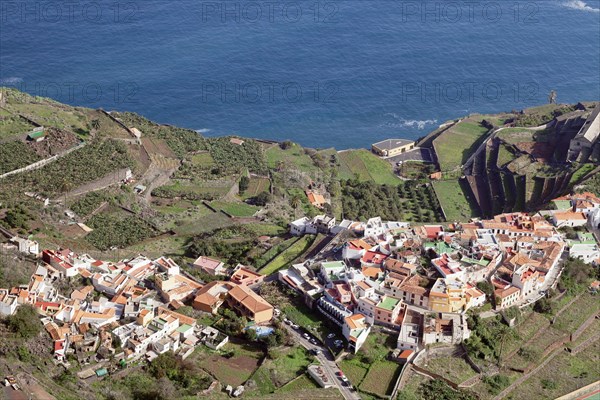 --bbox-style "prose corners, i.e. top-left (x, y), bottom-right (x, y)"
top-left (0, 249), bottom-right (274, 367)
top-left (281, 193), bottom-right (600, 355)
